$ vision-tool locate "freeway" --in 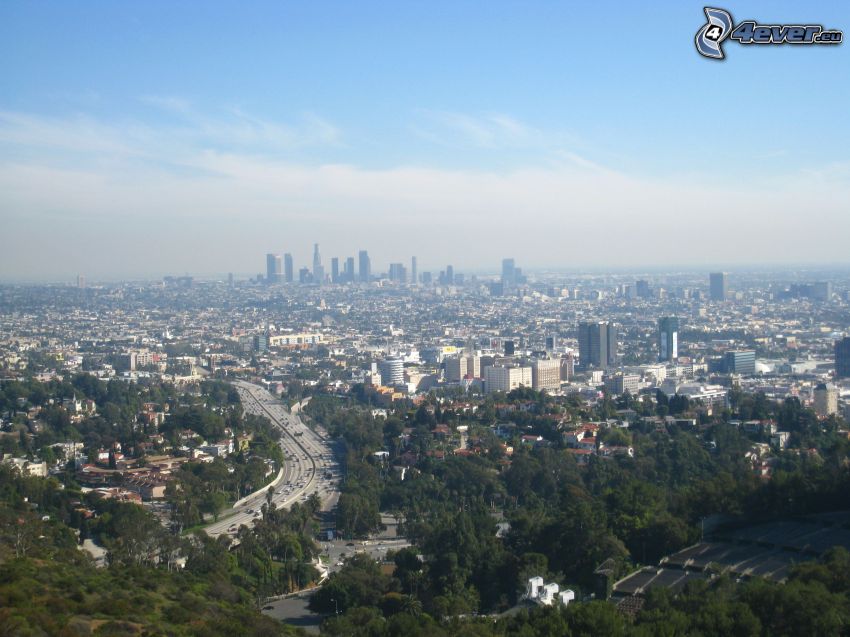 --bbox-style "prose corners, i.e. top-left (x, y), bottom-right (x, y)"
top-left (204, 381), bottom-right (340, 538)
